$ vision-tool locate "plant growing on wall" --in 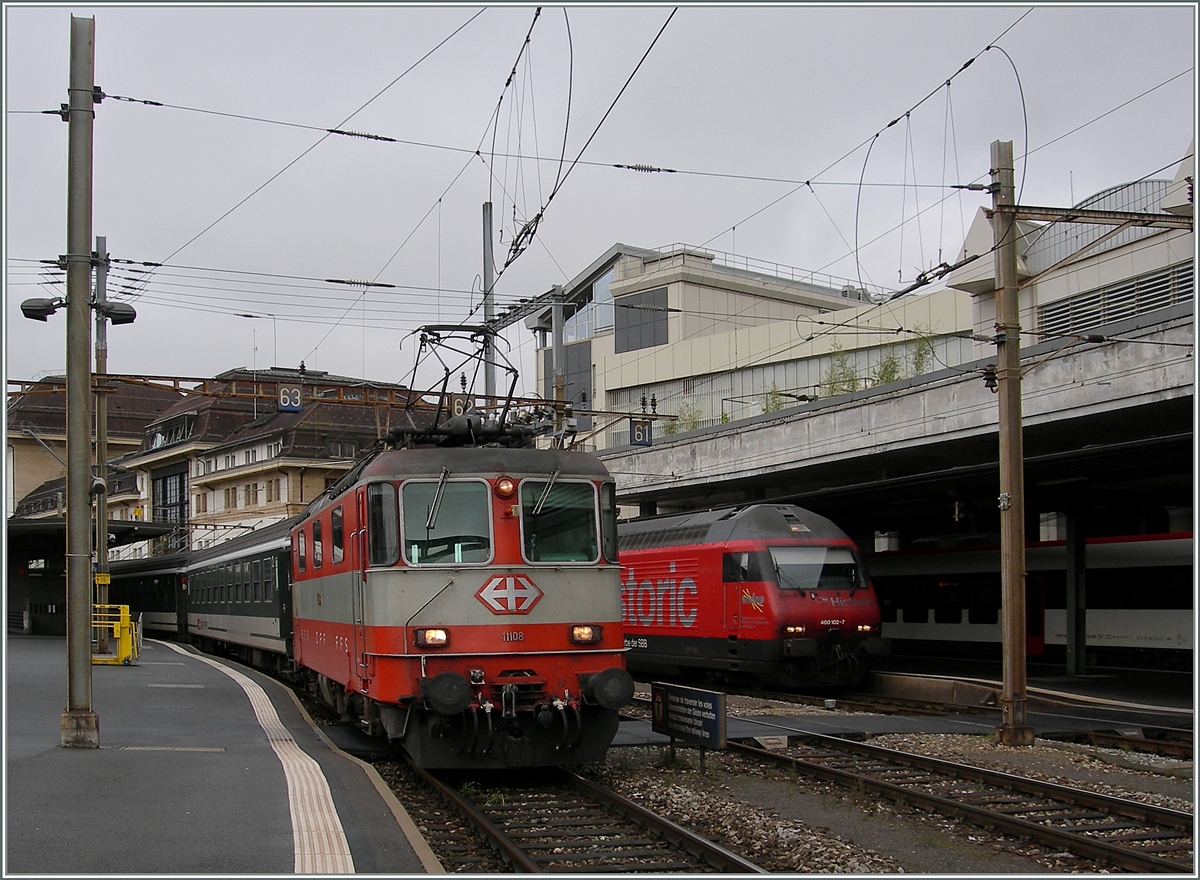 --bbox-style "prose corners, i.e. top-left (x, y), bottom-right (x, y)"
top-left (821, 341), bottom-right (860, 396)
top-left (909, 322), bottom-right (936, 376)
top-left (870, 349), bottom-right (903, 387)
top-left (675, 401), bottom-right (703, 432)
top-left (663, 401), bottom-right (703, 434)
top-left (762, 383), bottom-right (786, 414)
